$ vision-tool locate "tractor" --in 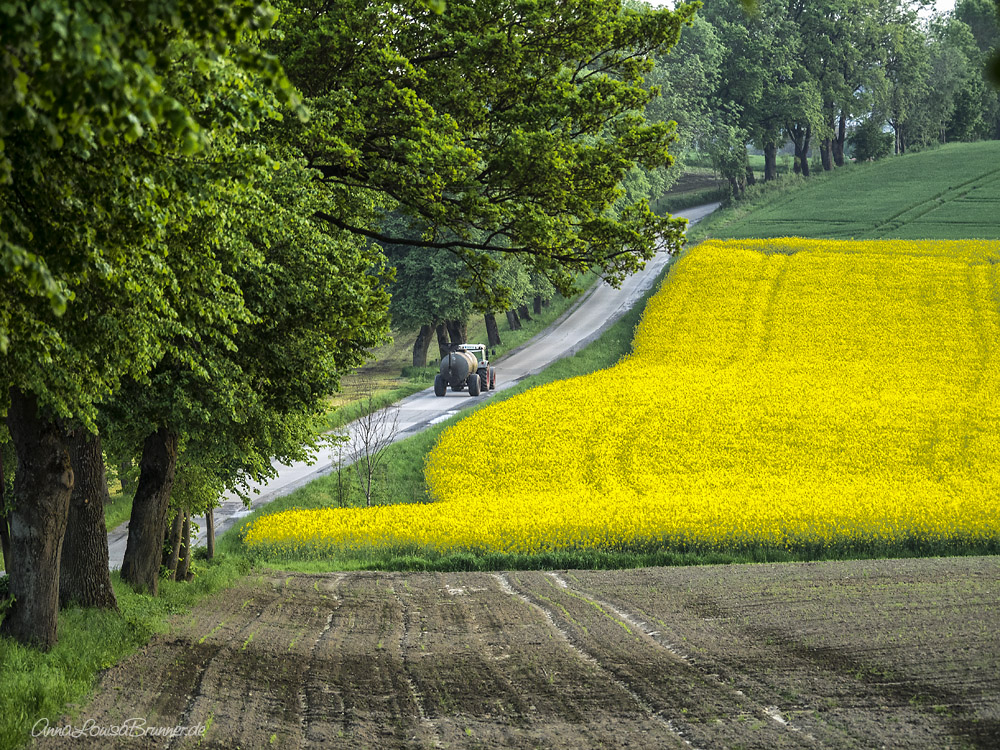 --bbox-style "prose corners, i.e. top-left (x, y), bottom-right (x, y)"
top-left (434, 343), bottom-right (496, 397)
